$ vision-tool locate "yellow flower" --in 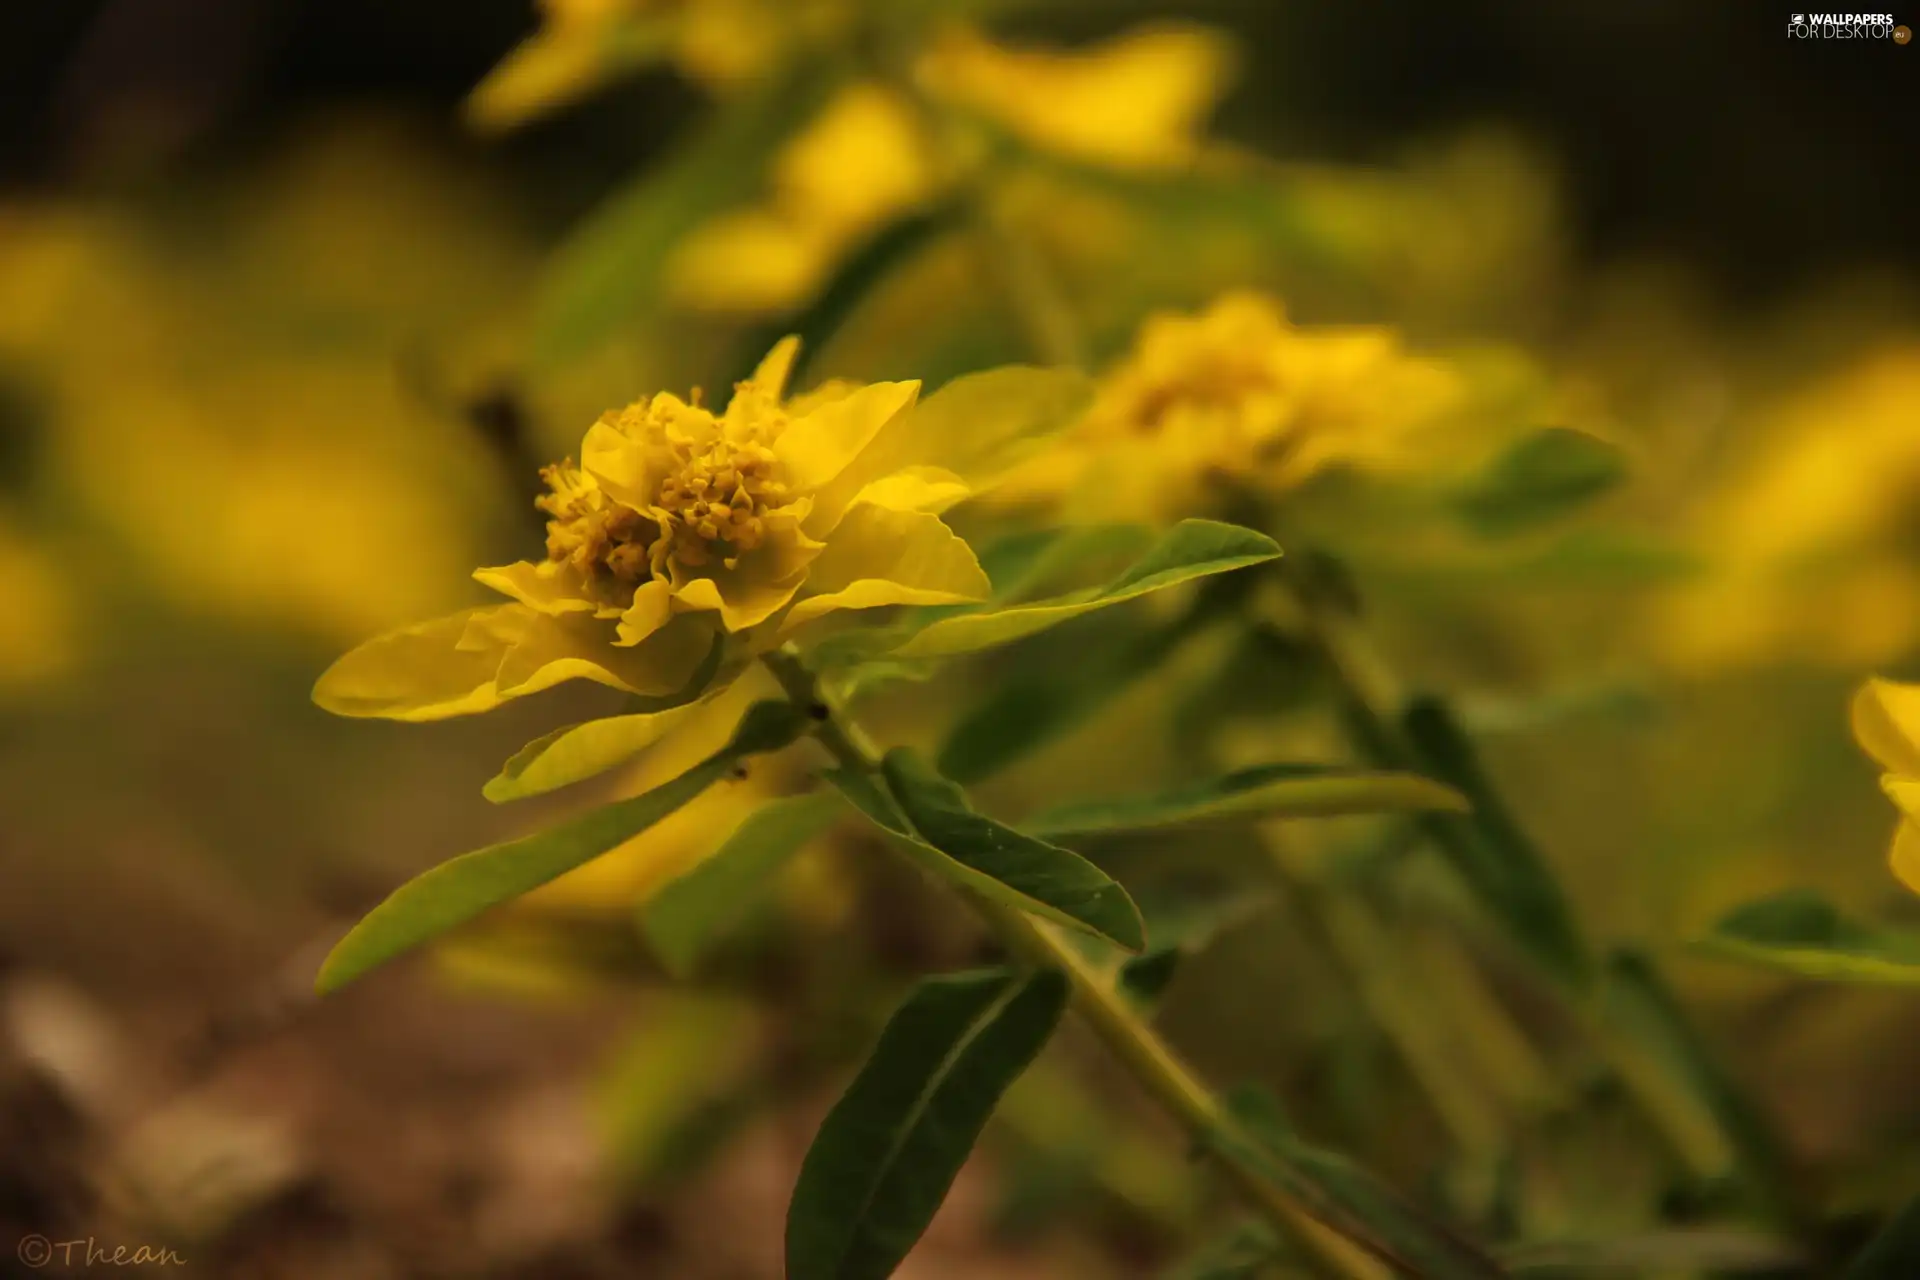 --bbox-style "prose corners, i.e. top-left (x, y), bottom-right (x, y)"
top-left (667, 22), bottom-right (1234, 315)
top-left (0, 514), bottom-right (78, 694)
top-left (314, 337), bottom-right (999, 721)
top-left (919, 23), bottom-right (1233, 172)
top-left (1655, 348), bottom-right (1920, 671)
top-left (1851, 677), bottom-right (1920, 893)
top-left (467, 0), bottom-right (850, 131)
top-left (997, 292), bottom-right (1459, 523)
